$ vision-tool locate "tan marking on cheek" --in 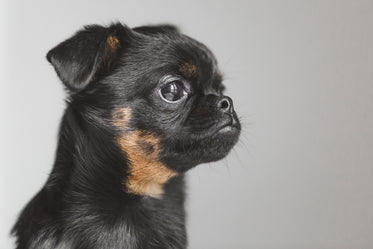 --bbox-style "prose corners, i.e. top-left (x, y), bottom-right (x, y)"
top-left (107, 34), bottom-right (120, 51)
top-left (179, 62), bottom-right (197, 77)
top-left (112, 108), bottom-right (132, 128)
top-left (117, 131), bottom-right (177, 198)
